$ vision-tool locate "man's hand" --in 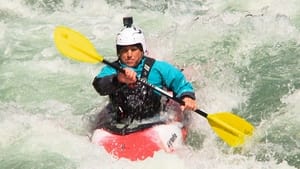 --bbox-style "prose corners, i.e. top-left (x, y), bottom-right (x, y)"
top-left (117, 68), bottom-right (137, 84)
top-left (180, 97), bottom-right (197, 111)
